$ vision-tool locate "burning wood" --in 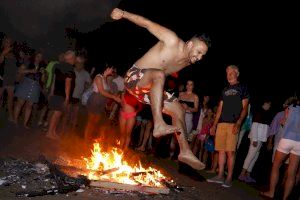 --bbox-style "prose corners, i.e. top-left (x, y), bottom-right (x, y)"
top-left (82, 141), bottom-right (173, 188)
top-left (90, 180), bottom-right (170, 194)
